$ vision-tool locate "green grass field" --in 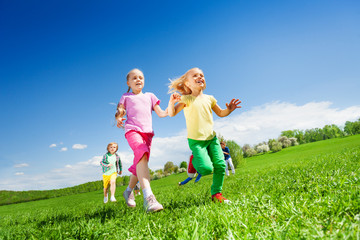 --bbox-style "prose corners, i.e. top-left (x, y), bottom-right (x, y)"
top-left (0, 135), bottom-right (359, 239)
